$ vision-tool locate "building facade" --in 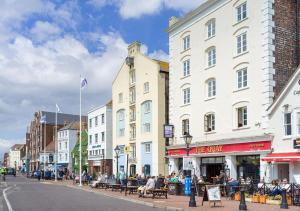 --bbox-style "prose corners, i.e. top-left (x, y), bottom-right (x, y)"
top-left (167, 0), bottom-right (300, 182)
top-left (57, 122), bottom-right (82, 172)
top-left (87, 101), bottom-right (113, 175)
top-left (9, 144), bottom-right (25, 170)
top-left (112, 42), bottom-right (169, 177)
top-left (263, 68), bottom-right (300, 183)
top-left (26, 111), bottom-right (86, 171)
